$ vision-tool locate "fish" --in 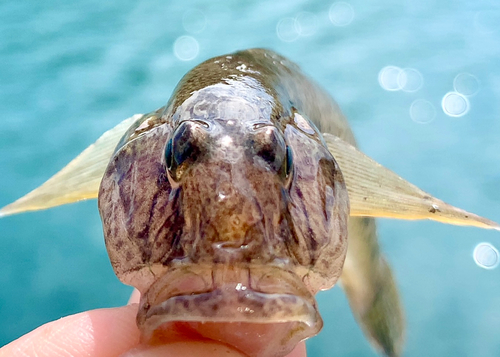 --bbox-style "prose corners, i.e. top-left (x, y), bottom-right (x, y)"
top-left (1, 48), bottom-right (498, 357)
